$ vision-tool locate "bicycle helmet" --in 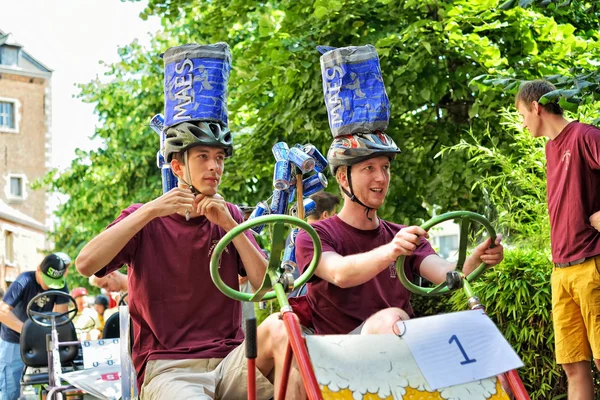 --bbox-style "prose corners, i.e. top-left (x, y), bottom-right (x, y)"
top-left (162, 121), bottom-right (233, 163)
top-left (327, 132), bottom-right (400, 175)
top-left (327, 132), bottom-right (401, 219)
